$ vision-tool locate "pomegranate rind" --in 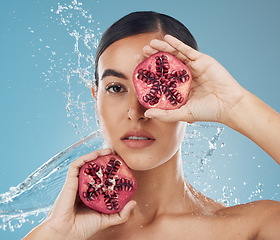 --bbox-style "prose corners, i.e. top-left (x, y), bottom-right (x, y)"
top-left (132, 52), bottom-right (192, 110)
top-left (78, 154), bottom-right (137, 214)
